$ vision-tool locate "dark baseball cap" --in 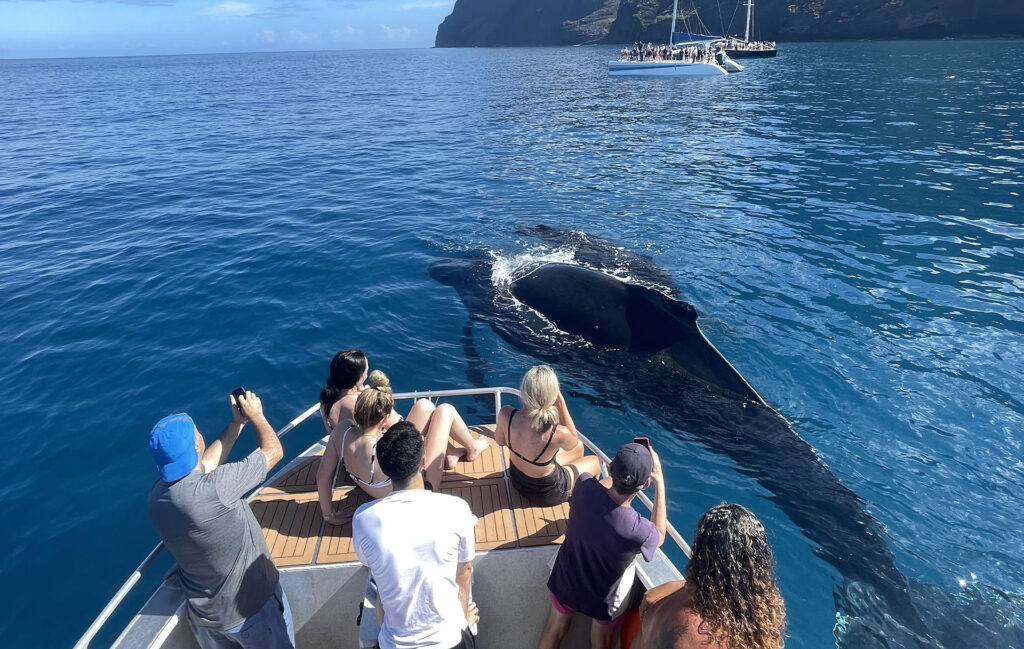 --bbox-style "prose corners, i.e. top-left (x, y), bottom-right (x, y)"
top-left (610, 442), bottom-right (653, 493)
